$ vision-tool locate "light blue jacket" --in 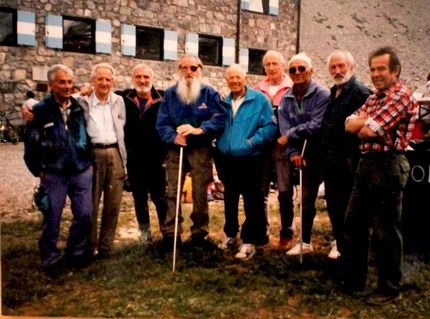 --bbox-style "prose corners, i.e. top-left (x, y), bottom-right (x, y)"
top-left (278, 79), bottom-right (329, 157)
top-left (216, 86), bottom-right (277, 157)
